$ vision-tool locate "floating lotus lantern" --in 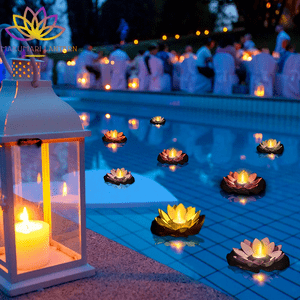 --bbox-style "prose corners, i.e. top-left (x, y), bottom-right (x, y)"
top-left (158, 148), bottom-right (188, 165)
top-left (221, 170), bottom-right (266, 195)
top-left (257, 139), bottom-right (284, 155)
top-left (150, 116), bottom-right (166, 125)
top-left (254, 84), bottom-right (265, 97)
top-left (151, 204), bottom-right (205, 237)
top-left (227, 238), bottom-right (290, 273)
top-left (102, 130), bottom-right (127, 143)
top-left (104, 168), bottom-right (135, 185)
